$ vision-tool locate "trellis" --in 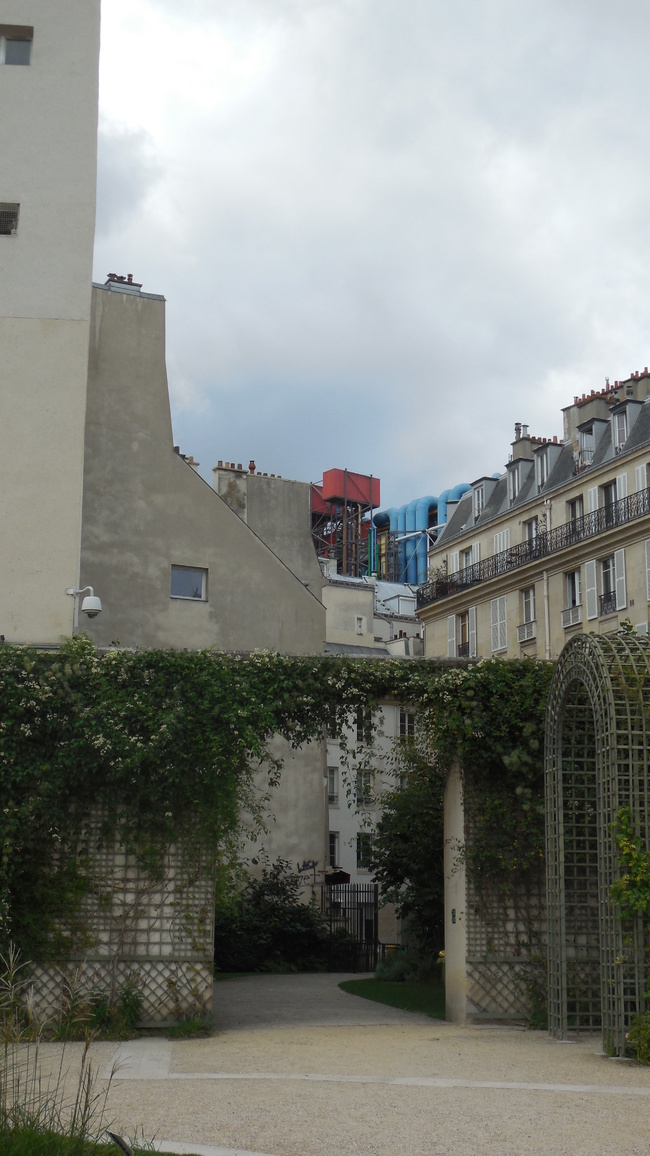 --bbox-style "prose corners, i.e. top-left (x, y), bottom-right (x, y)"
top-left (545, 632), bottom-right (650, 1056)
